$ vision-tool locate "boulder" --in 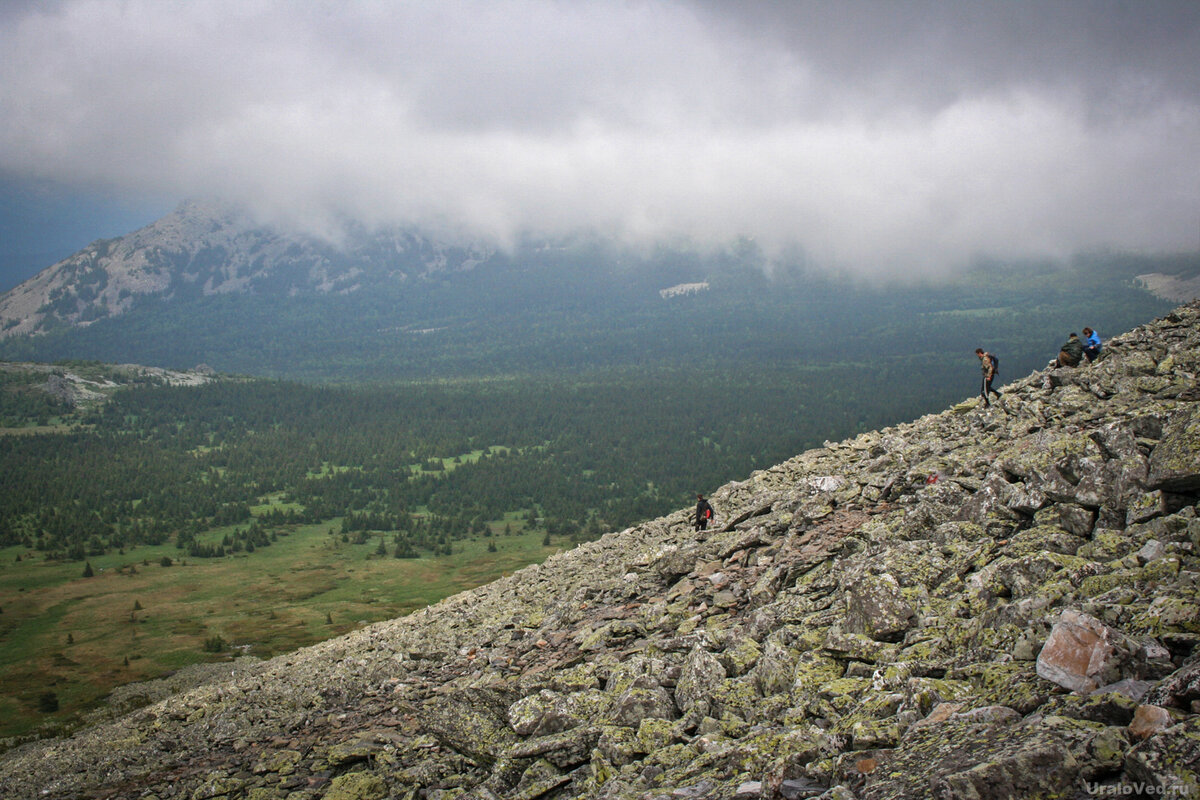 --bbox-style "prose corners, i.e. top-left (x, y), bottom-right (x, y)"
top-left (1144, 660), bottom-right (1200, 709)
top-left (675, 646), bottom-right (727, 715)
top-left (1036, 611), bottom-right (1143, 694)
top-left (1147, 406), bottom-right (1200, 492)
top-left (1124, 716), bottom-right (1200, 795)
top-left (507, 689), bottom-right (608, 737)
top-left (1128, 491), bottom-right (1170, 525)
top-left (857, 716), bottom-right (1081, 800)
top-left (844, 573), bottom-right (916, 643)
top-left (422, 688), bottom-right (518, 765)
top-left (1031, 503), bottom-right (1095, 536)
top-left (504, 725), bottom-right (603, 770)
top-left (610, 676), bottom-right (677, 727)
top-left (1128, 705), bottom-right (1173, 741)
